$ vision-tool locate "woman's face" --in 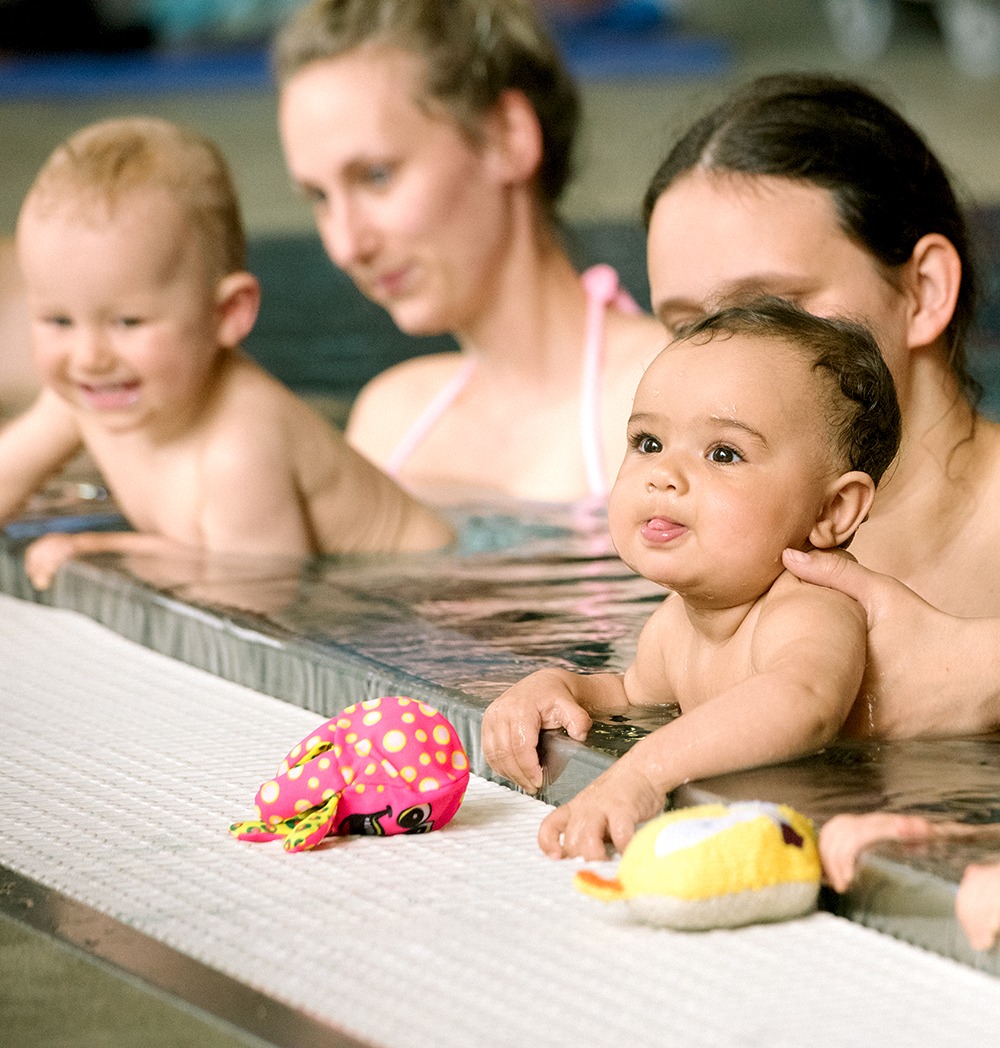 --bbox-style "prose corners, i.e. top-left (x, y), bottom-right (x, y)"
top-left (279, 46), bottom-right (514, 336)
top-left (646, 169), bottom-right (914, 392)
